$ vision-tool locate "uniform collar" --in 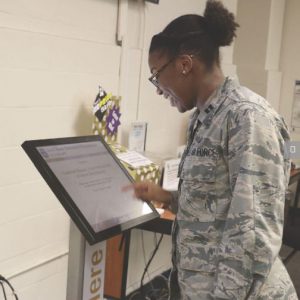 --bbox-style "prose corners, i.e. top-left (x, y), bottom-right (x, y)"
top-left (194, 77), bottom-right (237, 127)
